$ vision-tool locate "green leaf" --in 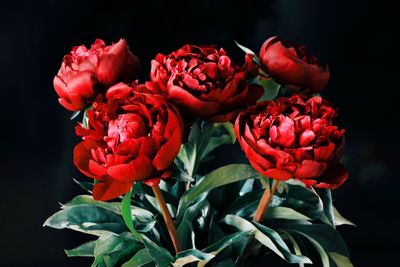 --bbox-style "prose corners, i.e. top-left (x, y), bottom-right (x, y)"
top-left (234, 40), bottom-right (261, 65)
top-left (70, 110), bottom-right (81, 120)
top-left (224, 215), bottom-right (311, 264)
top-left (63, 195), bottom-right (120, 214)
top-left (65, 240), bottom-right (96, 257)
top-left (333, 207), bottom-right (356, 227)
top-left (225, 190), bottom-right (263, 217)
top-left (92, 232), bottom-right (137, 267)
top-left (313, 188), bottom-right (334, 226)
top-left (173, 249), bottom-right (214, 267)
top-left (202, 231), bottom-right (250, 254)
top-left (141, 234), bottom-right (174, 267)
top-left (82, 105), bottom-right (92, 129)
top-left (177, 200), bottom-right (209, 250)
top-left (280, 230), bottom-right (307, 267)
top-left (73, 178), bottom-right (93, 193)
top-left (213, 259), bottom-right (237, 267)
top-left (265, 207), bottom-right (311, 221)
top-left (328, 252), bottom-right (354, 267)
top-left (121, 188), bottom-right (142, 241)
top-left (259, 78), bottom-right (281, 101)
top-left (253, 221), bottom-right (312, 264)
top-left (122, 248), bottom-right (153, 267)
top-left (274, 184), bottom-right (326, 222)
top-left (294, 231), bottom-right (330, 267)
top-left (224, 215), bottom-right (284, 259)
top-left (44, 205), bottom-right (126, 236)
top-left (177, 164), bottom-right (259, 219)
top-left (285, 223), bottom-right (349, 257)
